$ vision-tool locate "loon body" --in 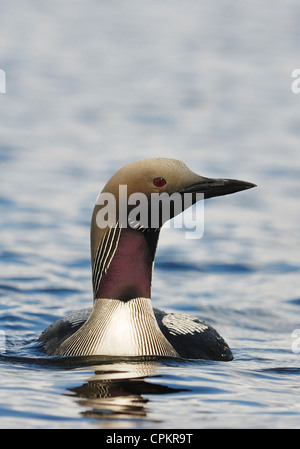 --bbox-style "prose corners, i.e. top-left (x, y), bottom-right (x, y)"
top-left (39, 158), bottom-right (256, 361)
